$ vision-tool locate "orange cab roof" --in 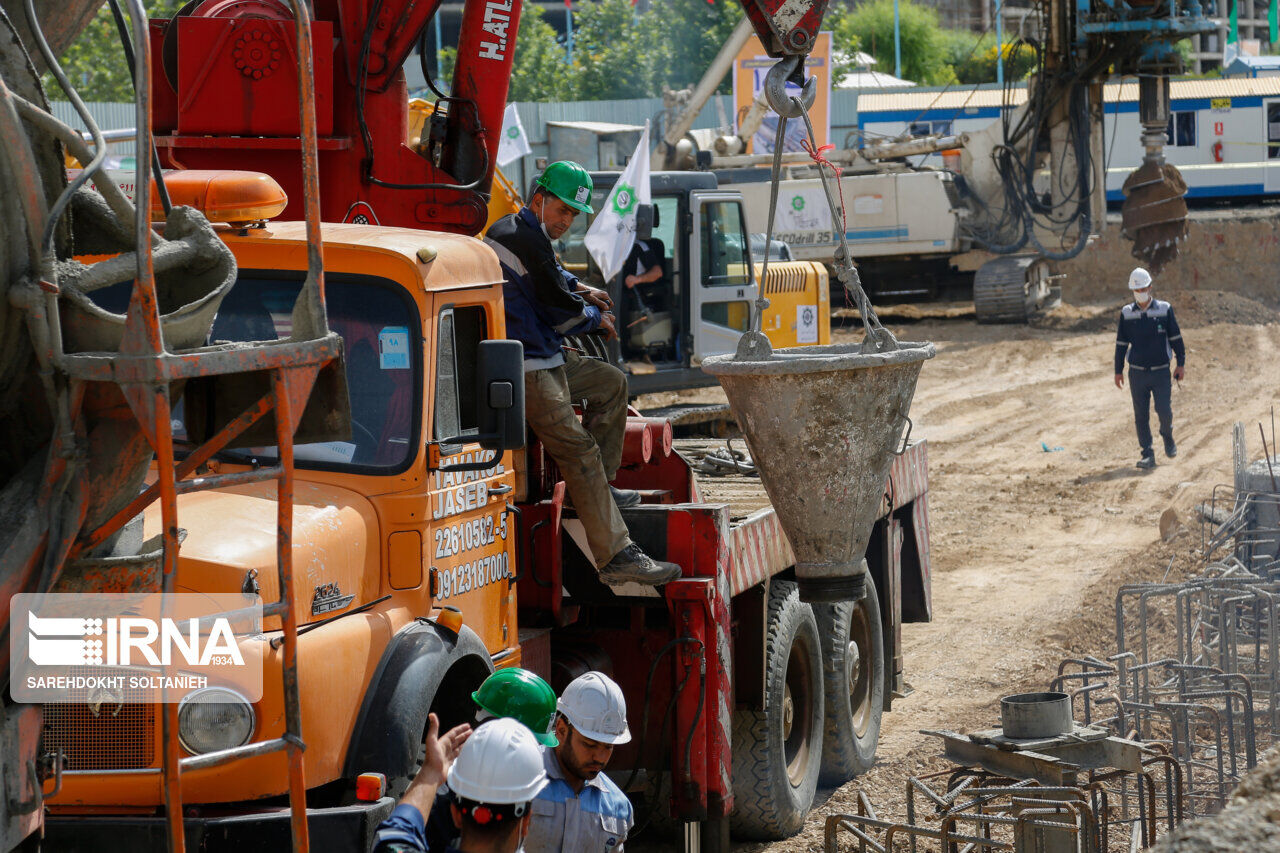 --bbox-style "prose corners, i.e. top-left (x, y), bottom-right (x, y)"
top-left (228, 221), bottom-right (504, 294)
